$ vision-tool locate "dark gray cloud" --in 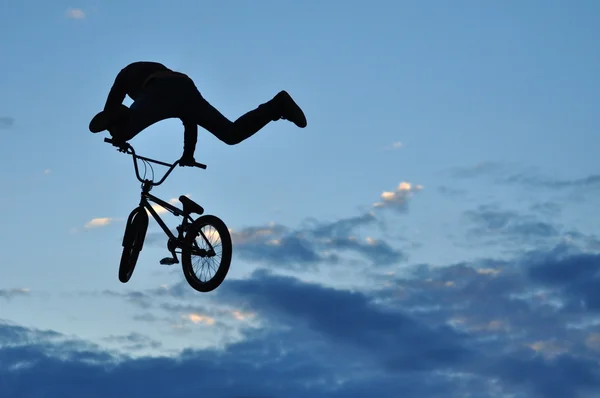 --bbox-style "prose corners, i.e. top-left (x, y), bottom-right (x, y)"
top-left (0, 320), bottom-right (472, 398)
top-left (448, 161), bottom-right (600, 193)
top-left (0, 116), bottom-right (14, 129)
top-left (145, 212), bottom-right (407, 269)
top-left (0, 322), bottom-right (331, 398)
top-left (219, 270), bottom-right (473, 373)
top-left (141, 181), bottom-right (421, 269)
top-left (102, 332), bottom-right (162, 351)
top-left (5, 162), bottom-right (599, 397)
top-left (437, 185), bottom-right (467, 196)
top-left (100, 289), bottom-right (155, 309)
top-left (527, 248), bottom-right (600, 312)
top-left (0, 321), bottom-right (62, 344)
top-left (376, 246), bottom-right (600, 397)
top-left (505, 173), bottom-right (600, 190)
top-left (463, 204), bottom-right (559, 247)
top-left (228, 216), bottom-right (407, 268)
top-left (448, 161), bottom-right (506, 179)
top-left (530, 201), bottom-right (562, 217)
top-left (132, 312), bottom-right (161, 323)
top-left (3, 243), bottom-right (600, 397)
top-left (493, 354), bottom-right (600, 398)
top-left (0, 288), bottom-right (29, 300)
top-left (307, 212), bottom-right (380, 238)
